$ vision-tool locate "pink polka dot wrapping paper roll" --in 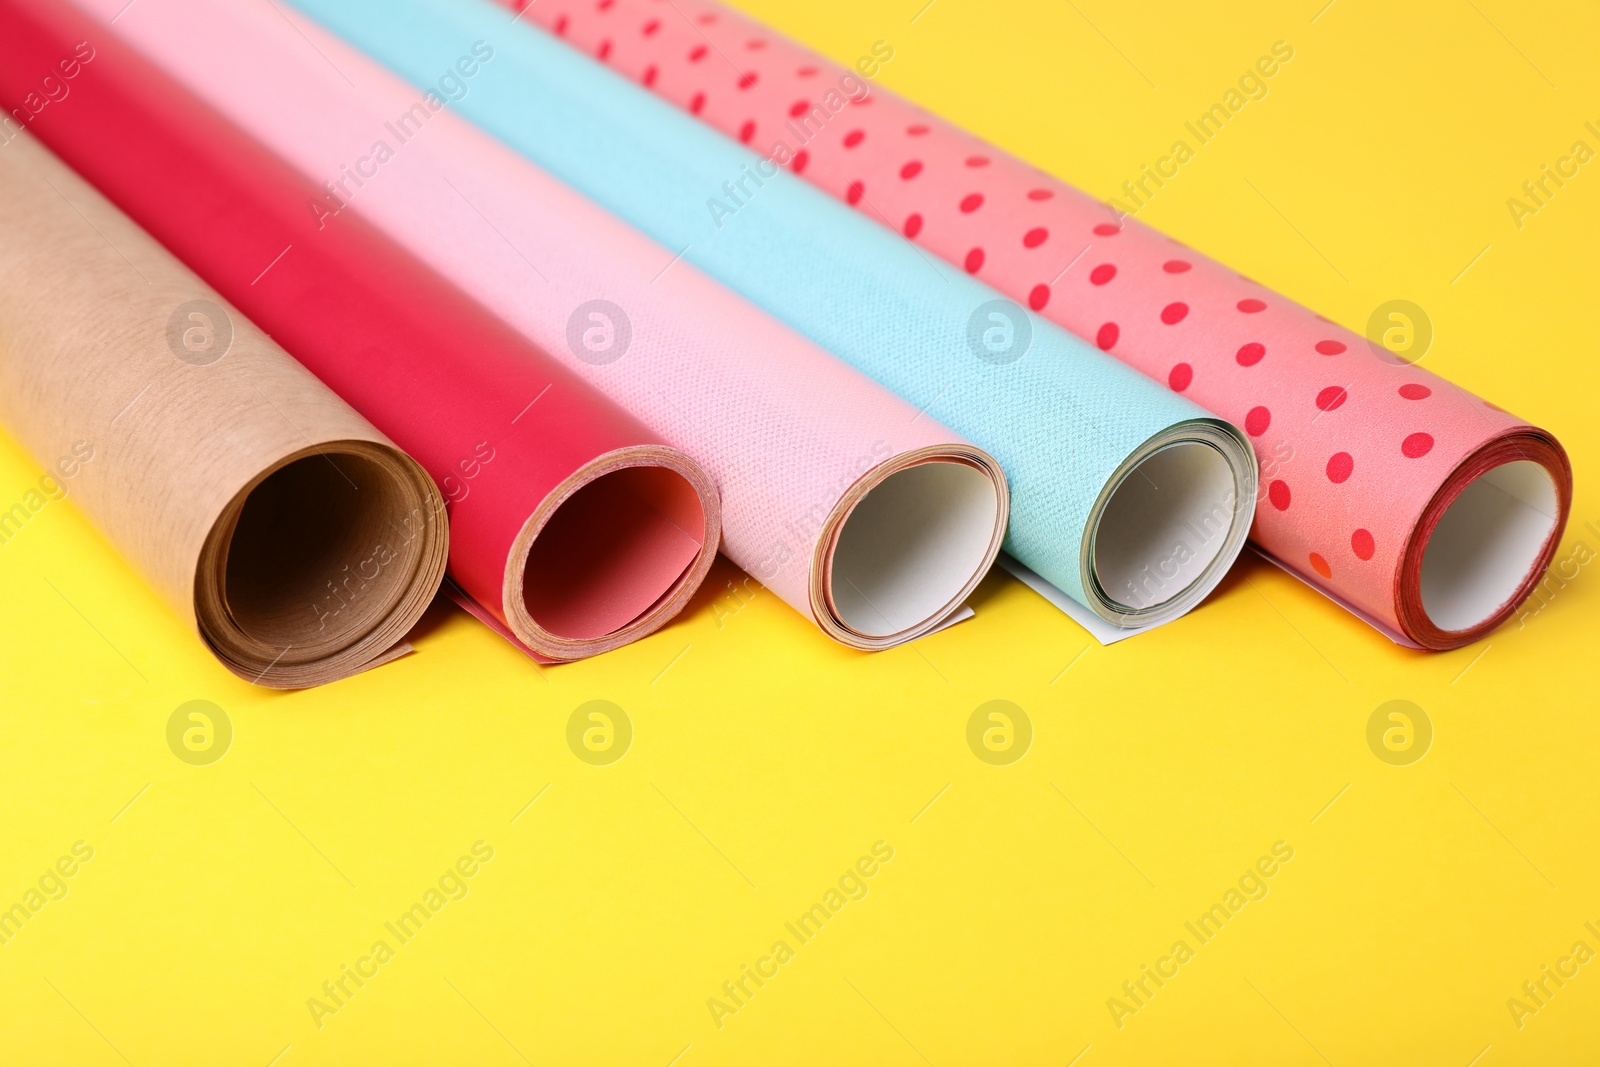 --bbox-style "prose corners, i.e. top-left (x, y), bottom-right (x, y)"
top-left (502, 0), bottom-right (1571, 650)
